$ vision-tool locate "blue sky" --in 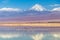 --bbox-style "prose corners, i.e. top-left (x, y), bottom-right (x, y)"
top-left (0, 0), bottom-right (60, 10)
